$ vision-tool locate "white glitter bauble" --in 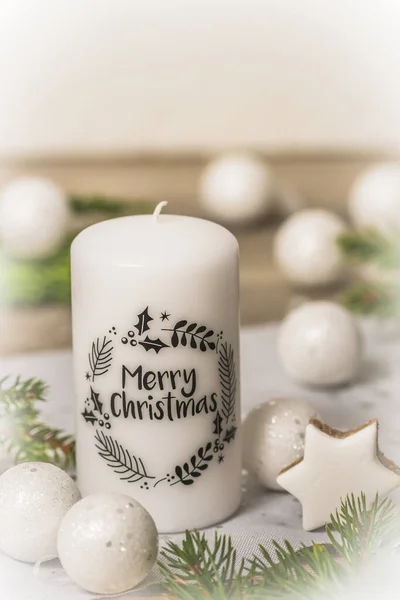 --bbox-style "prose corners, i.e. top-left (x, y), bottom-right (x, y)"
top-left (243, 398), bottom-right (319, 491)
top-left (199, 152), bottom-right (275, 224)
top-left (274, 209), bottom-right (347, 286)
top-left (349, 163), bottom-right (400, 234)
top-left (278, 301), bottom-right (363, 387)
top-left (0, 462), bottom-right (80, 563)
top-left (58, 493), bottom-right (158, 595)
top-left (0, 177), bottom-right (70, 259)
